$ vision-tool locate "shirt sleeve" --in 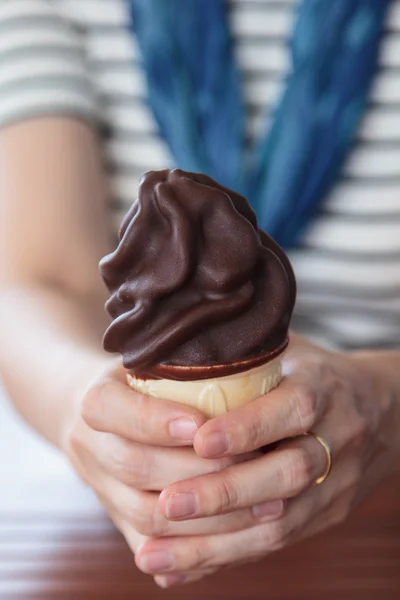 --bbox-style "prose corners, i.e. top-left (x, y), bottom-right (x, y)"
top-left (0, 0), bottom-right (99, 129)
